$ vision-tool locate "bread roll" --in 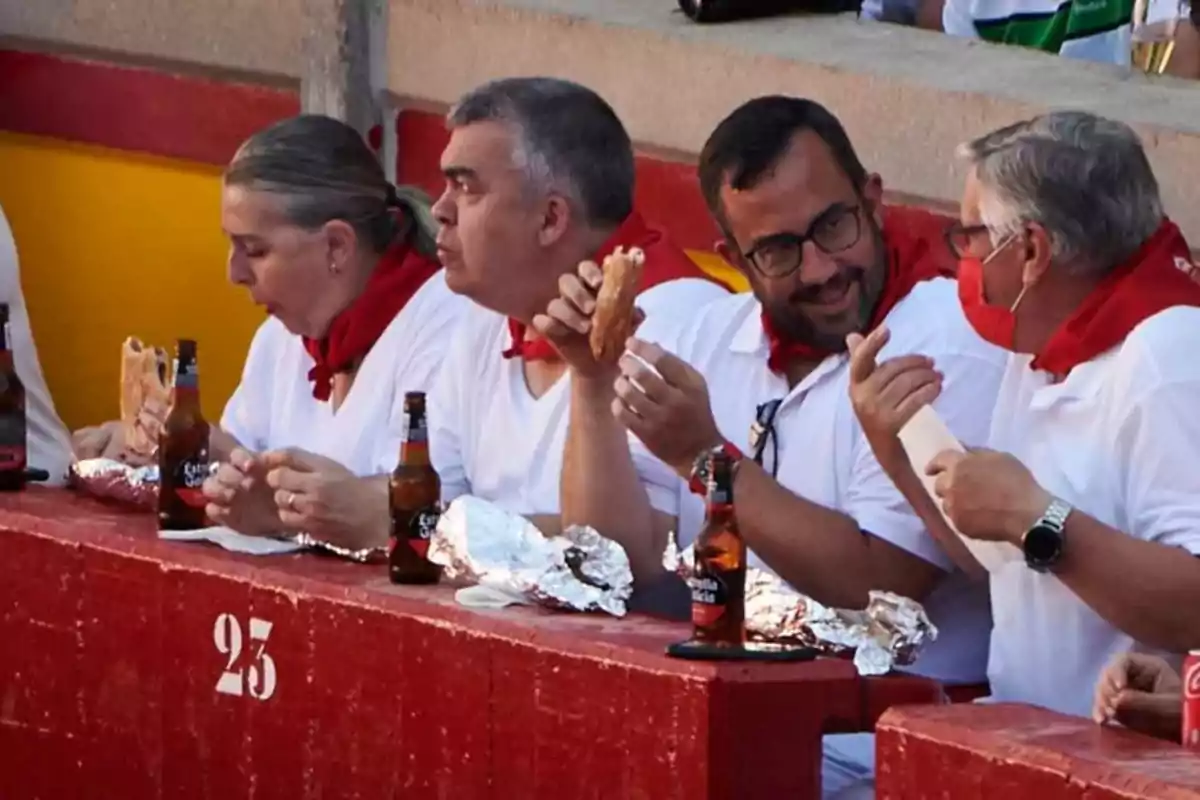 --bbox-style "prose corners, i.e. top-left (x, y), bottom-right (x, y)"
top-left (589, 246), bottom-right (645, 363)
top-left (119, 337), bottom-right (170, 462)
